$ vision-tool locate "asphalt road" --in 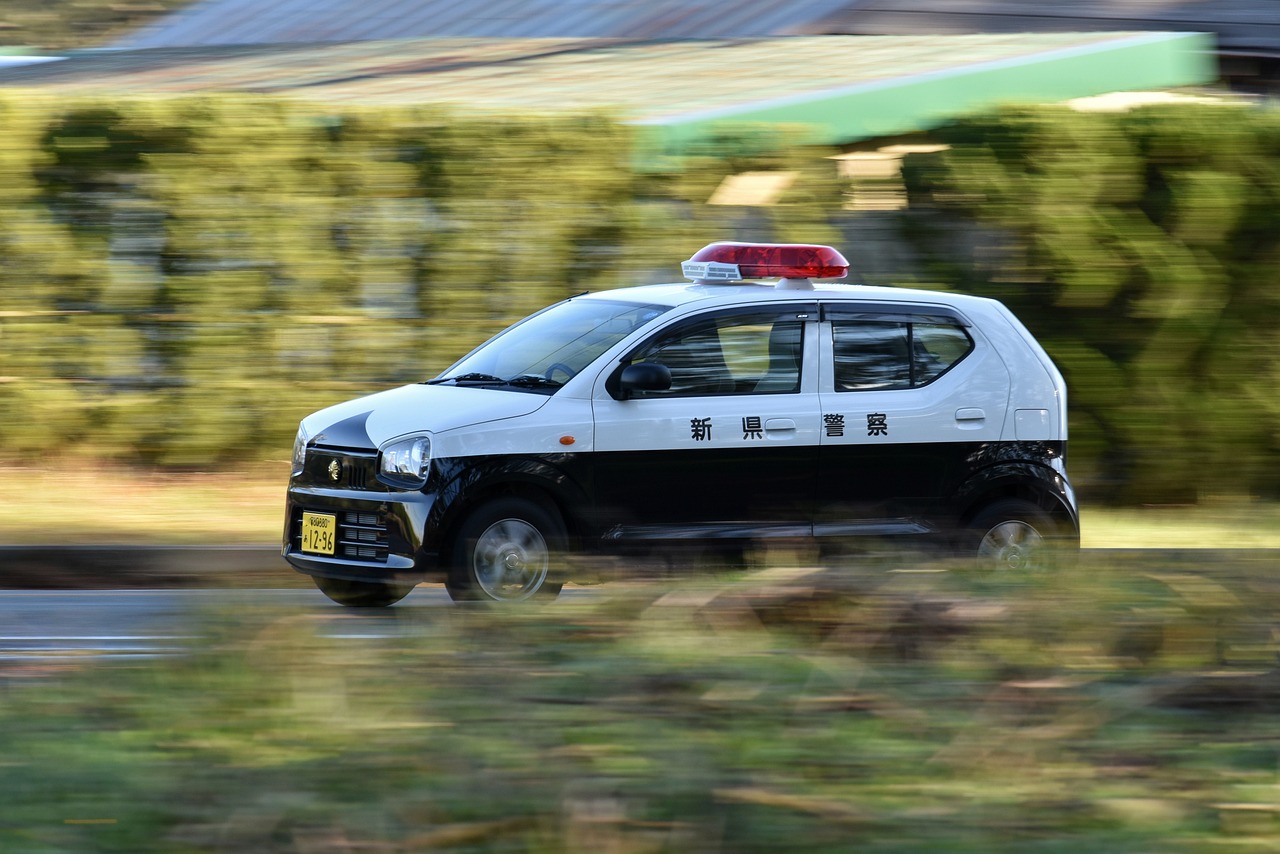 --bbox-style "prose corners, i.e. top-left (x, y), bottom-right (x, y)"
top-left (0, 586), bottom-right (608, 662)
top-left (1, 549), bottom-right (1274, 662)
top-left (0, 587), bottom-right (444, 662)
